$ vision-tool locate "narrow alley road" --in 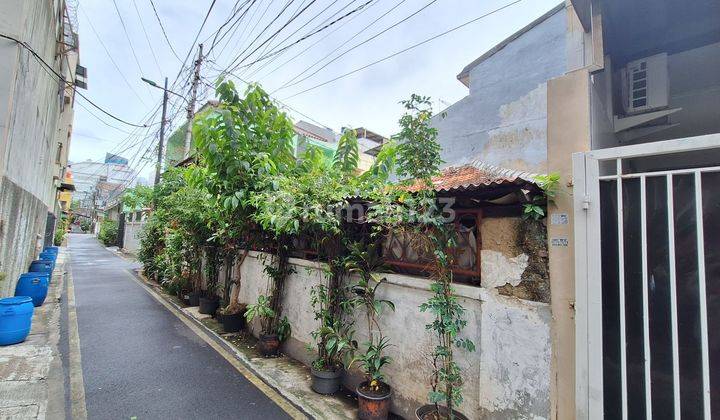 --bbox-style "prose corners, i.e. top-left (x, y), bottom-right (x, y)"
top-left (66, 234), bottom-right (294, 420)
